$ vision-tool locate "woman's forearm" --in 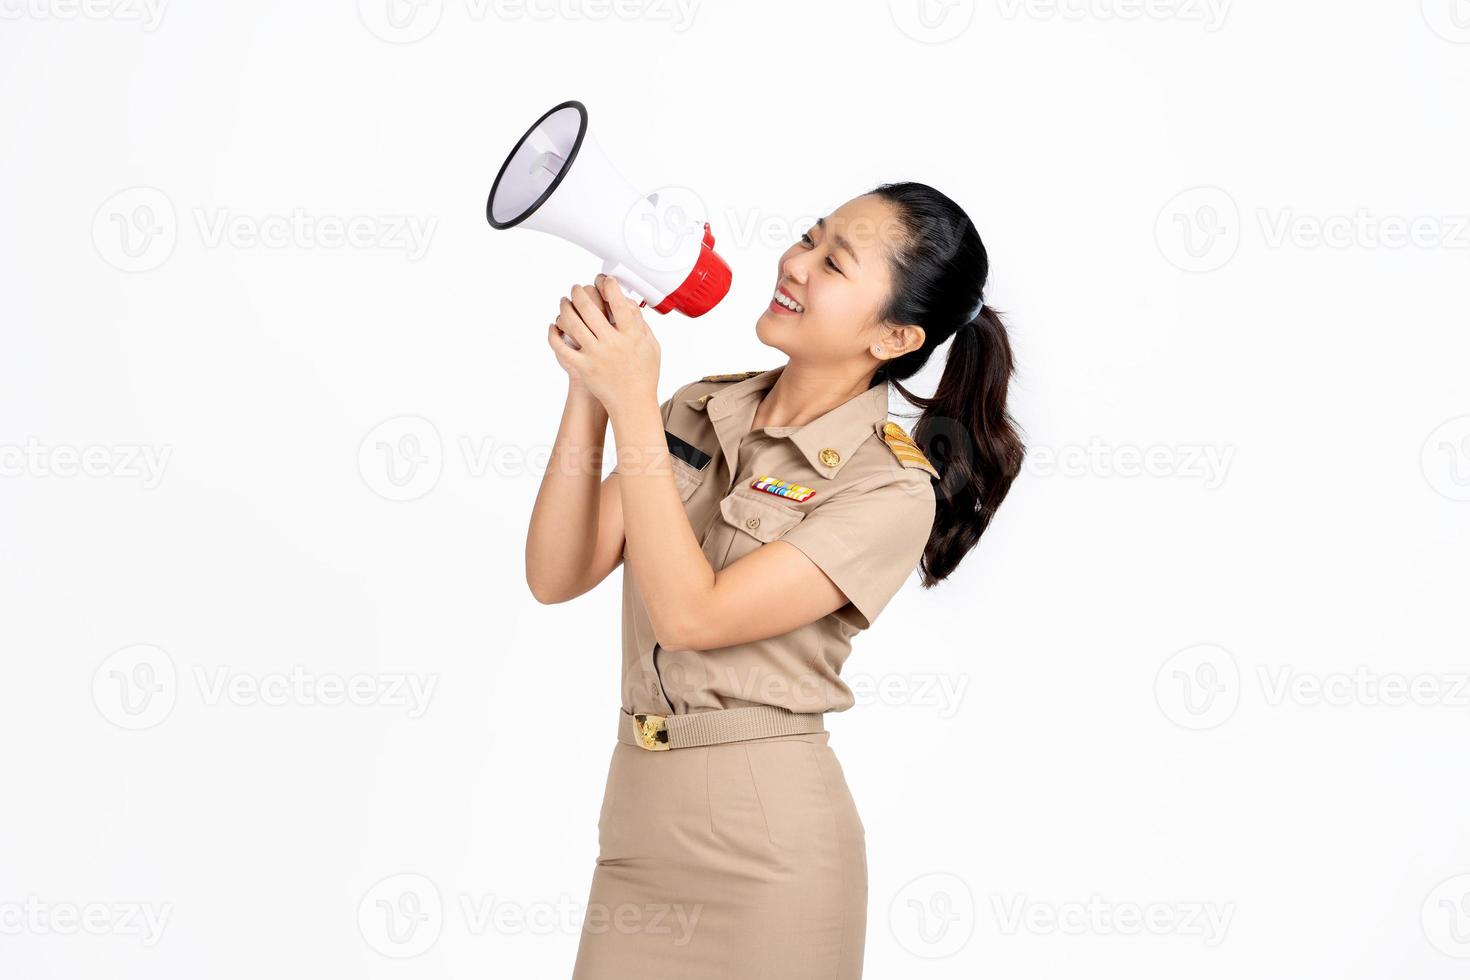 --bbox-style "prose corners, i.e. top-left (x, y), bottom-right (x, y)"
top-left (525, 384), bottom-right (611, 602)
top-left (609, 397), bottom-right (715, 649)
